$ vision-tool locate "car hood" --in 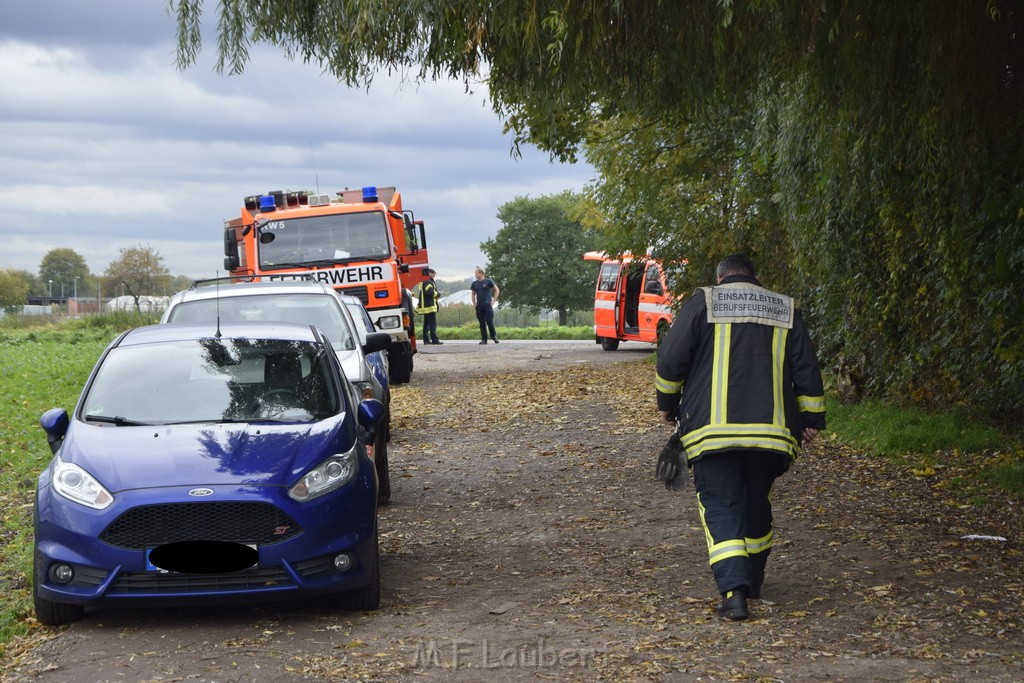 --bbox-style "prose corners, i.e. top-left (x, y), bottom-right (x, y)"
top-left (59, 416), bottom-right (354, 492)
